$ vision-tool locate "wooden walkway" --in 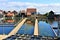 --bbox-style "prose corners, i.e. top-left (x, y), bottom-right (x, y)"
top-left (34, 19), bottom-right (39, 36)
top-left (0, 18), bottom-right (27, 40)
